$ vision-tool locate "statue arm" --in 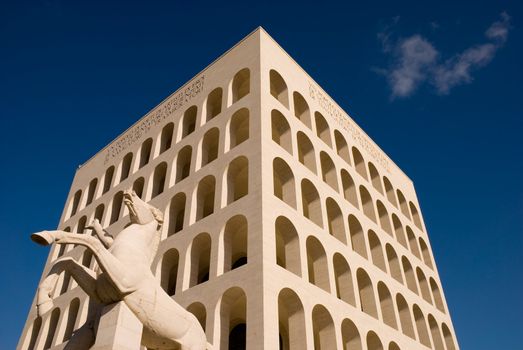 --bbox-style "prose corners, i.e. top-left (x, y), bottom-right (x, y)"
top-left (86, 219), bottom-right (114, 248)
